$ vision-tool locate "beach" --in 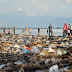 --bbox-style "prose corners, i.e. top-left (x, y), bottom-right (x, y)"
top-left (0, 28), bottom-right (63, 36)
top-left (0, 0), bottom-right (72, 71)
